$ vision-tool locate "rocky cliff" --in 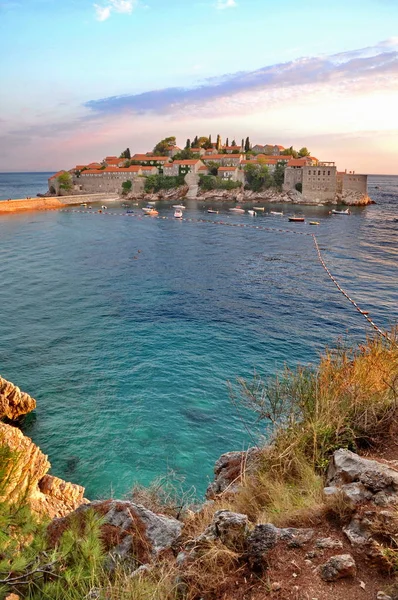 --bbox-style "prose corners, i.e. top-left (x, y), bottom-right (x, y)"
top-left (0, 375), bottom-right (87, 518)
top-left (0, 375), bottom-right (37, 420)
